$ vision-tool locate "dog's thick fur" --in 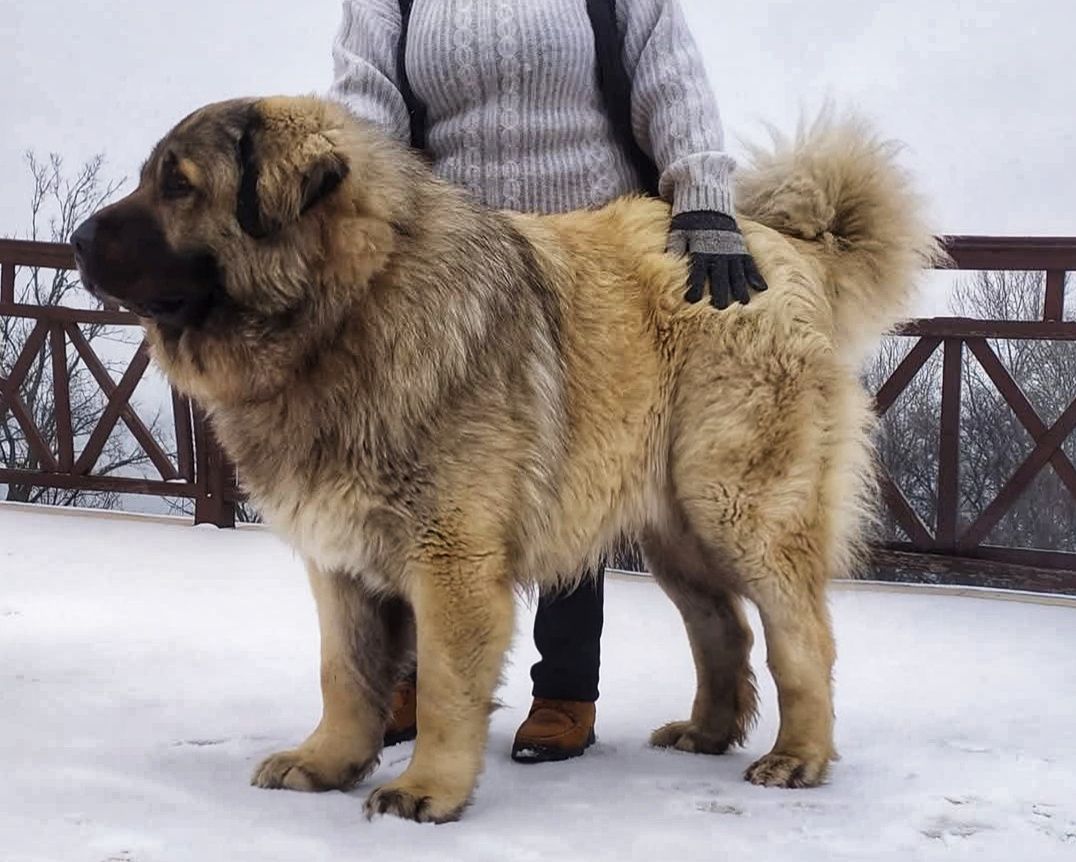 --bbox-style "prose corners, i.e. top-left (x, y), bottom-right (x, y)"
top-left (74, 96), bottom-right (938, 823)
